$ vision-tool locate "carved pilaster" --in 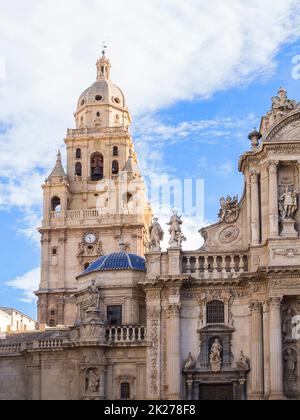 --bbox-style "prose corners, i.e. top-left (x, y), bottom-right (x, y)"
top-left (250, 171), bottom-right (260, 245)
top-left (268, 161), bottom-right (279, 237)
top-left (268, 296), bottom-right (286, 400)
top-left (146, 288), bottom-right (161, 400)
top-left (167, 303), bottom-right (181, 400)
top-left (249, 301), bottom-right (264, 399)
